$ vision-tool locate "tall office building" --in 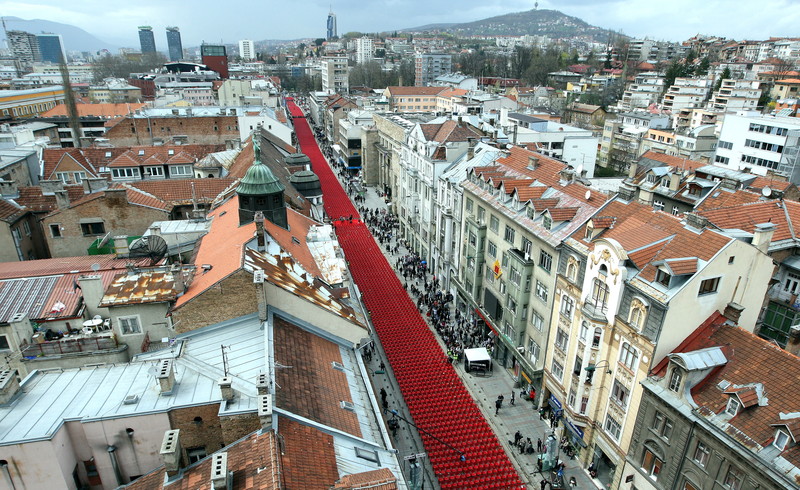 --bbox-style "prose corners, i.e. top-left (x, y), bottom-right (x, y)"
top-left (166, 27), bottom-right (183, 61)
top-left (414, 53), bottom-right (452, 86)
top-left (7, 30), bottom-right (41, 66)
top-left (37, 33), bottom-right (66, 63)
top-left (201, 44), bottom-right (229, 79)
top-left (326, 9), bottom-right (337, 40)
top-left (239, 39), bottom-right (255, 61)
top-left (138, 26), bottom-right (156, 53)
